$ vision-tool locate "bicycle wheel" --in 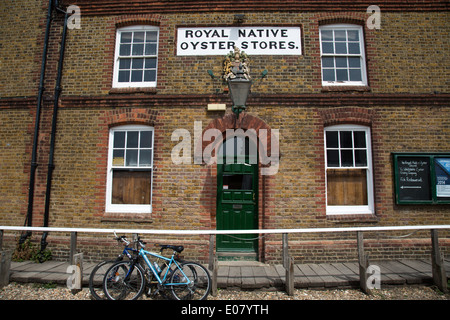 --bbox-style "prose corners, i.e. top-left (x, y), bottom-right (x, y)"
top-left (170, 262), bottom-right (211, 300)
top-left (89, 259), bottom-right (122, 300)
top-left (103, 261), bottom-right (145, 300)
